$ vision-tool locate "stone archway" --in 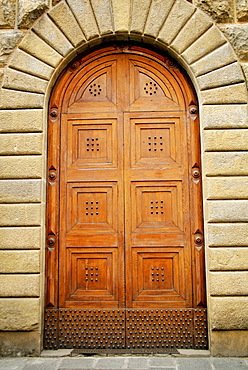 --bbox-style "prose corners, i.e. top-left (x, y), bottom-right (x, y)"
top-left (0, 0), bottom-right (247, 357)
